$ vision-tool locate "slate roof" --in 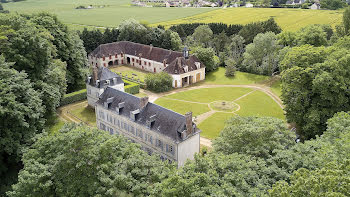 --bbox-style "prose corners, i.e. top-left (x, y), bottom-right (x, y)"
top-left (89, 41), bottom-right (205, 74)
top-left (88, 67), bottom-right (124, 88)
top-left (96, 87), bottom-right (200, 143)
top-left (164, 56), bottom-right (204, 74)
